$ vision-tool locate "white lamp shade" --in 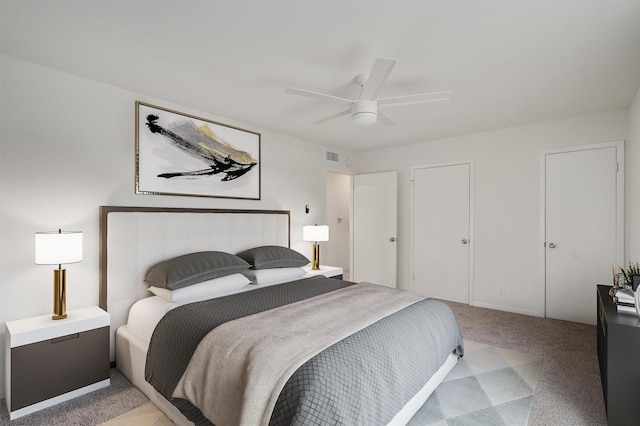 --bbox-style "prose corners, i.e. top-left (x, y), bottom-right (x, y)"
top-left (303, 225), bottom-right (329, 242)
top-left (35, 231), bottom-right (83, 265)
